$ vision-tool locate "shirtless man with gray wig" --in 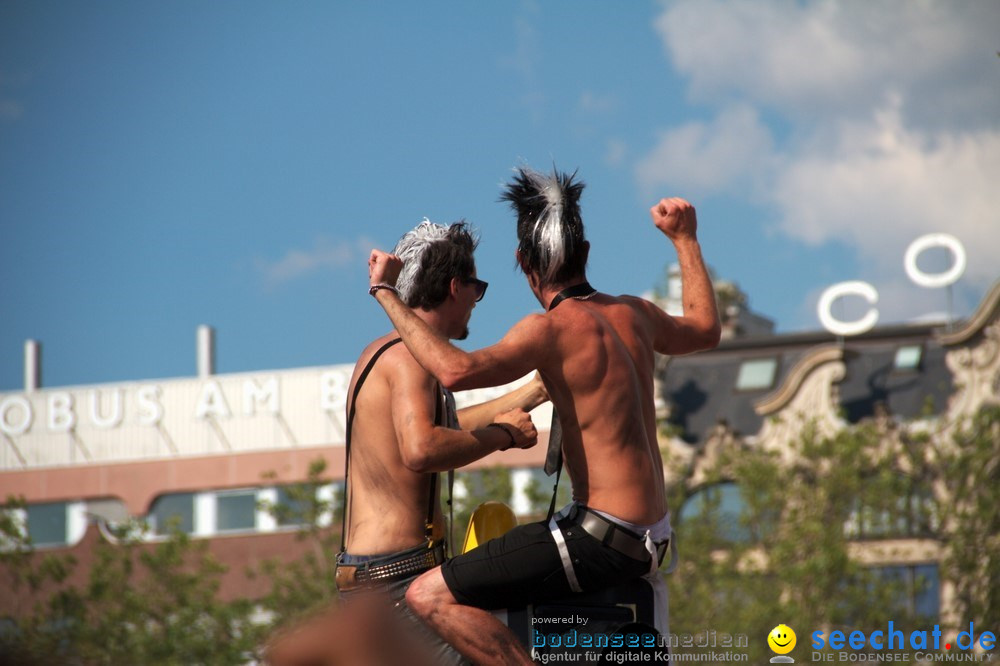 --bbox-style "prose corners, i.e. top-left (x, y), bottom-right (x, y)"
top-left (267, 219), bottom-right (545, 666)
top-left (367, 168), bottom-right (721, 665)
